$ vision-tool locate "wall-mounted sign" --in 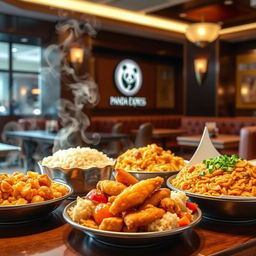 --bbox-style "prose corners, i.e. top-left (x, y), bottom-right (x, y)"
top-left (110, 59), bottom-right (147, 107)
top-left (114, 59), bottom-right (142, 96)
